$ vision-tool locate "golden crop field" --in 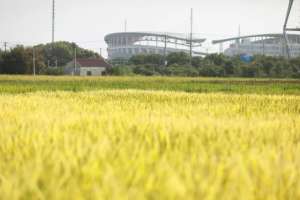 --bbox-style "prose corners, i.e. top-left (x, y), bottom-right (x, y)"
top-left (0, 77), bottom-right (300, 200)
